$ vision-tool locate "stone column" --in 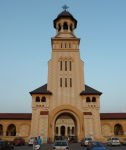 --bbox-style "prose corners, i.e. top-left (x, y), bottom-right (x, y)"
top-left (58, 126), bottom-right (61, 136)
top-left (16, 131), bottom-right (19, 137)
top-left (61, 25), bottom-right (63, 32)
top-left (65, 126), bottom-right (67, 137)
top-left (56, 28), bottom-right (58, 35)
top-left (2, 131), bottom-right (6, 137)
top-left (68, 25), bottom-right (70, 32)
